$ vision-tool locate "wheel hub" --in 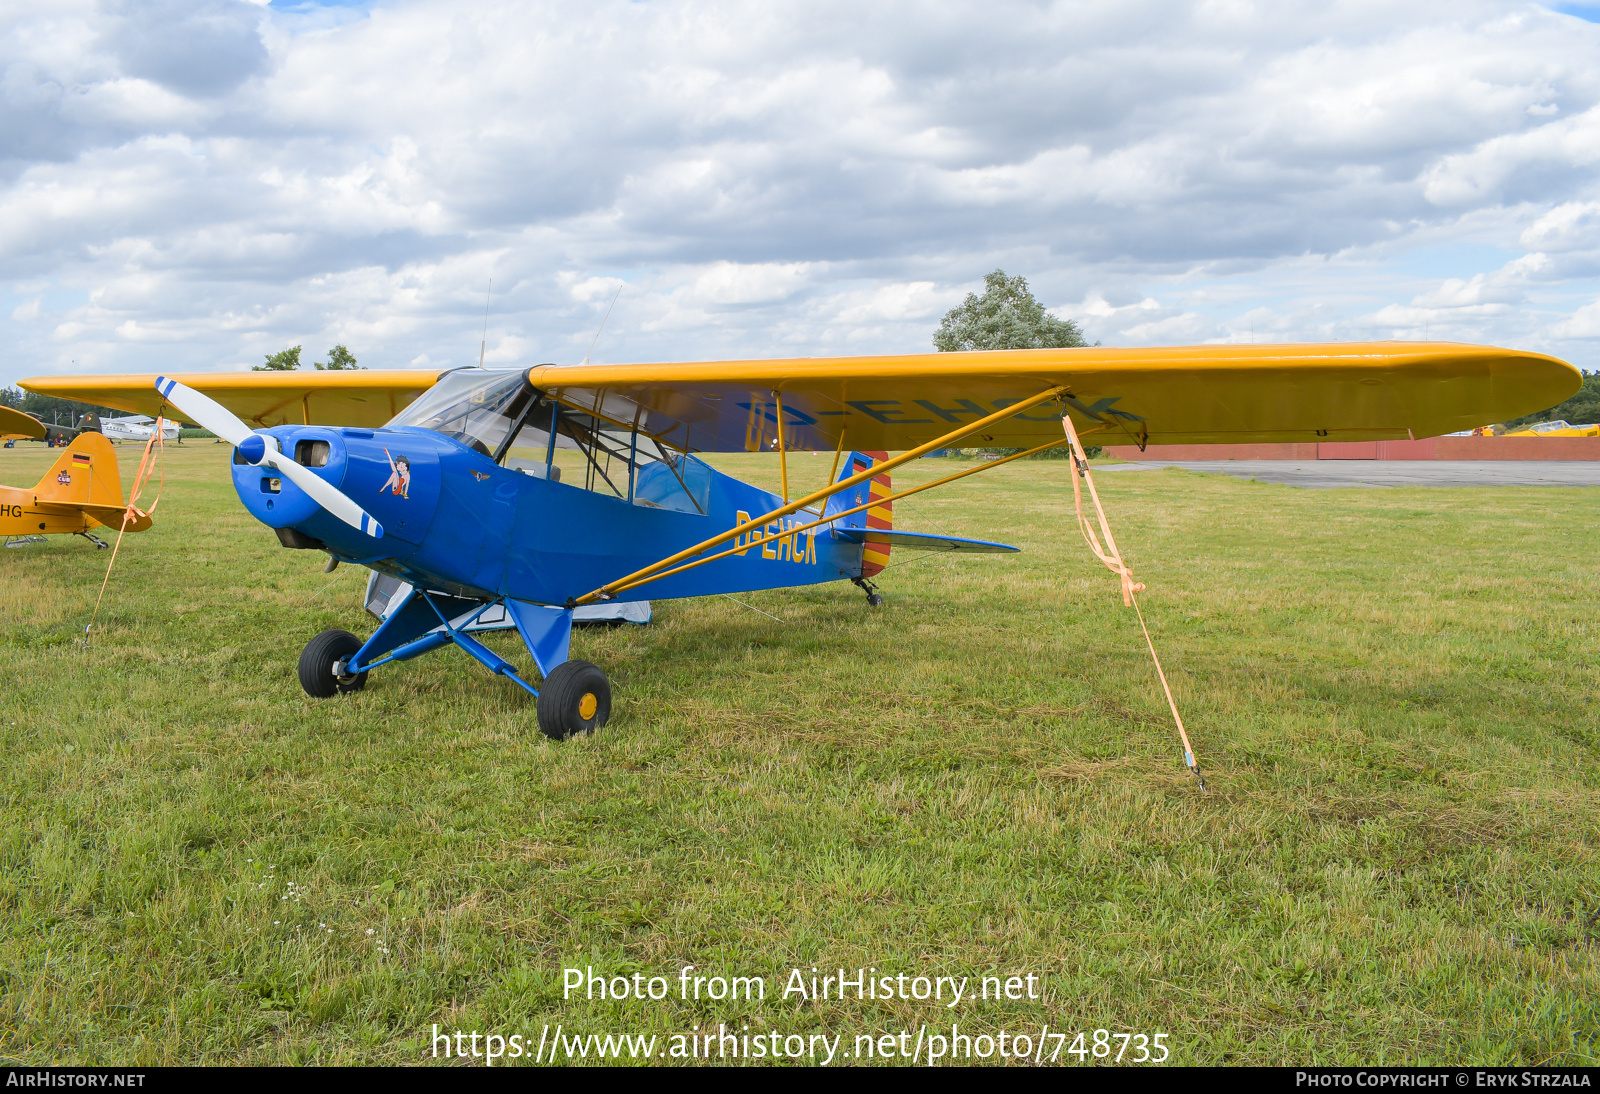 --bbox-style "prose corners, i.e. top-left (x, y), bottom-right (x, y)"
top-left (578, 692), bottom-right (598, 720)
